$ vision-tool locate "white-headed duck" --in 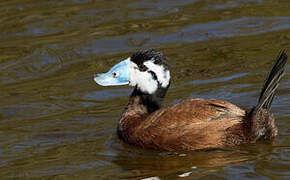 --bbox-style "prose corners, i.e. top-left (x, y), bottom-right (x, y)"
top-left (93, 49), bottom-right (288, 151)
